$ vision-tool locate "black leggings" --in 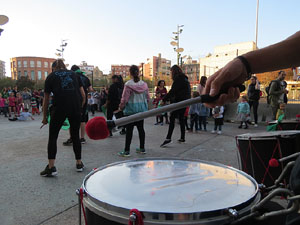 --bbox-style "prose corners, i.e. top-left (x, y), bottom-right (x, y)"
top-left (125, 120), bottom-right (145, 152)
top-left (249, 100), bottom-right (259, 124)
top-left (48, 109), bottom-right (81, 160)
top-left (166, 108), bottom-right (186, 140)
